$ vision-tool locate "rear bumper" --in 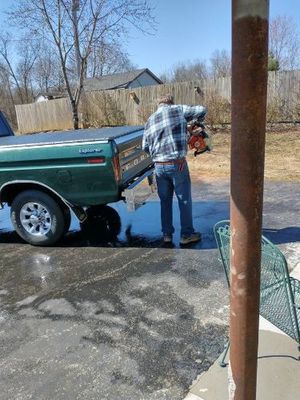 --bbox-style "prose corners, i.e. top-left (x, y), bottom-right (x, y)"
top-left (121, 168), bottom-right (156, 211)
